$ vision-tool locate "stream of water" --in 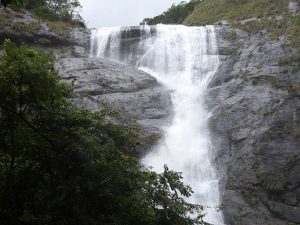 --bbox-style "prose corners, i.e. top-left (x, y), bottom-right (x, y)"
top-left (90, 24), bottom-right (224, 225)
